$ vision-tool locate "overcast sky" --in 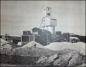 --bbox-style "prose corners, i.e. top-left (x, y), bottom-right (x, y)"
top-left (1, 1), bottom-right (85, 36)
